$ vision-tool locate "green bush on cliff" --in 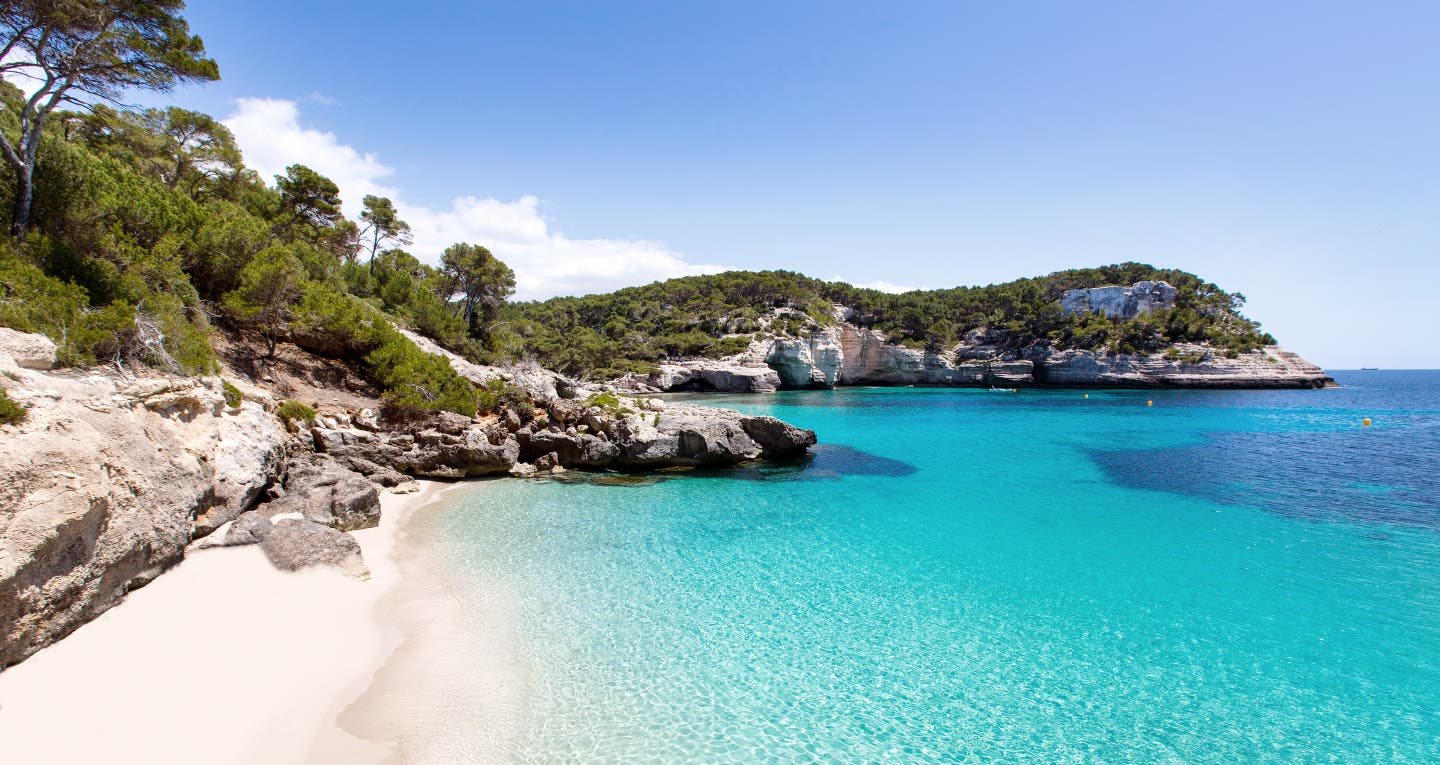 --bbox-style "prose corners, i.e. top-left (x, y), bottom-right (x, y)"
top-left (0, 388), bottom-right (26, 425)
top-left (222, 380), bottom-right (243, 408)
top-left (275, 400), bottom-right (315, 425)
